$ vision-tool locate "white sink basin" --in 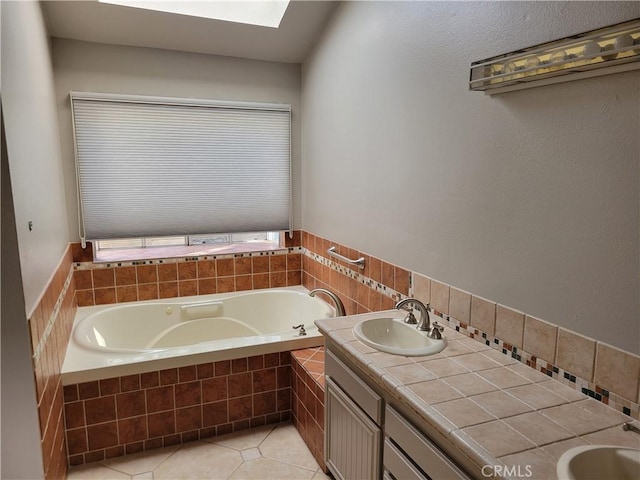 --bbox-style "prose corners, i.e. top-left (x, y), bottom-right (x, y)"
top-left (557, 445), bottom-right (640, 480)
top-left (353, 317), bottom-right (446, 356)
